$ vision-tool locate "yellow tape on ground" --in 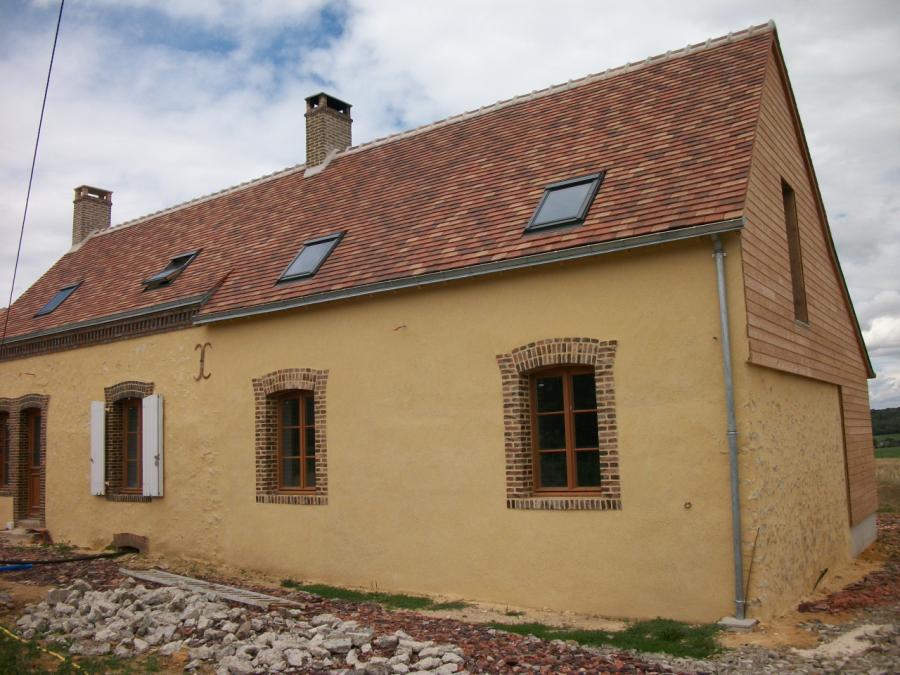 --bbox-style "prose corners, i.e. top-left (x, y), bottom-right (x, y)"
top-left (0, 623), bottom-right (82, 670)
